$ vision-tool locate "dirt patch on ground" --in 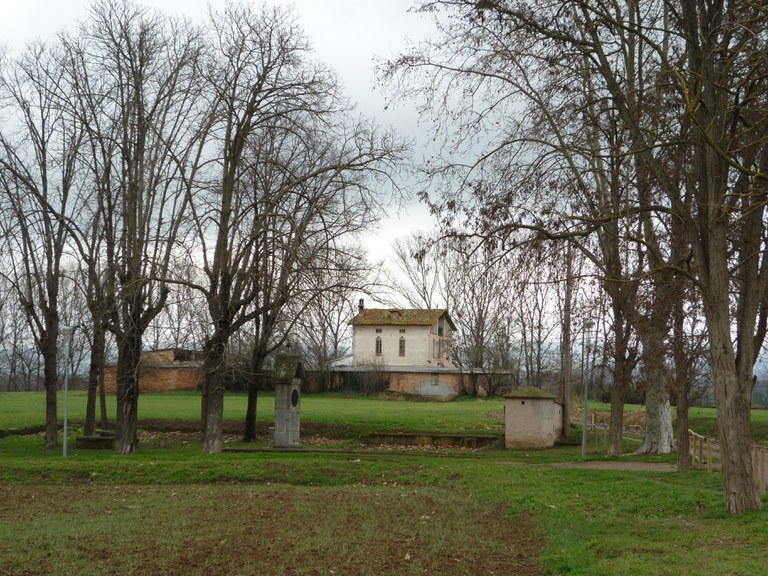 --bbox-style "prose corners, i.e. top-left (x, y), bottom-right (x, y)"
top-left (0, 484), bottom-right (545, 576)
top-left (547, 460), bottom-right (675, 472)
top-left (138, 418), bottom-right (351, 438)
top-left (134, 420), bottom-right (498, 452)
